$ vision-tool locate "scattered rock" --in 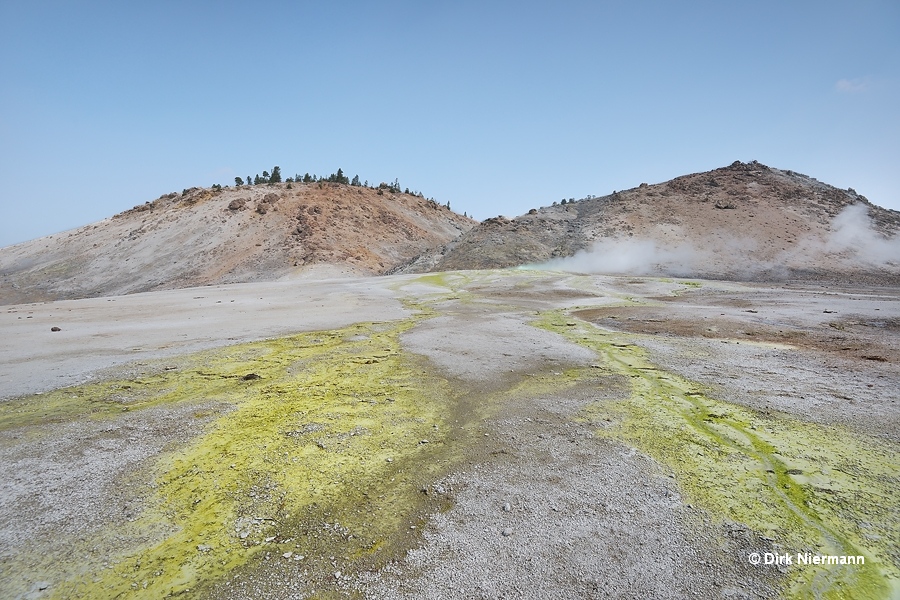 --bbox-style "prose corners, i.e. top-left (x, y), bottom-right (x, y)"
top-left (501, 528), bottom-right (513, 537)
top-left (50, 326), bottom-right (61, 332)
top-left (242, 373), bottom-right (261, 380)
top-left (227, 198), bottom-right (248, 210)
top-left (502, 502), bottom-right (511, 512)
